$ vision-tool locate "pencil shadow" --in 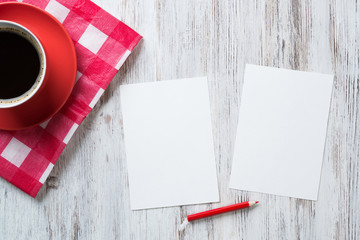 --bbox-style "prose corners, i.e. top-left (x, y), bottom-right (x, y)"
top-left (35, 43), bottom-right (143, 202)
